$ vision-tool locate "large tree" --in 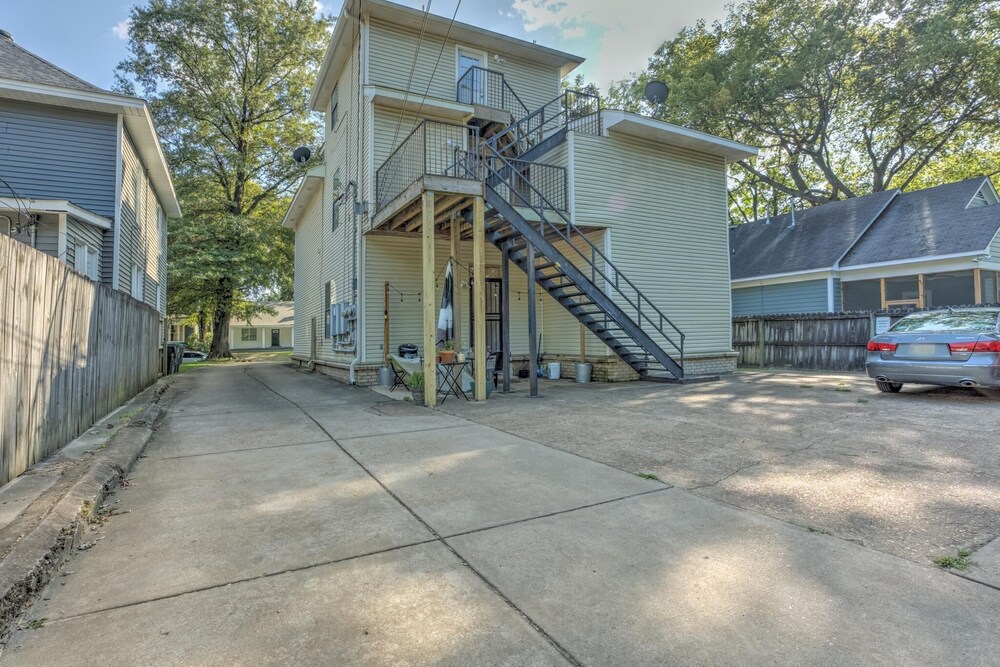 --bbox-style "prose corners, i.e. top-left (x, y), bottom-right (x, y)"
top-left (116, 0), bottom-right (328, 356)
top-left (608, 0), bottom-right (1000, 222)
